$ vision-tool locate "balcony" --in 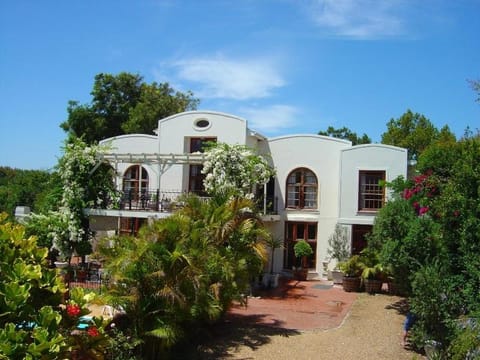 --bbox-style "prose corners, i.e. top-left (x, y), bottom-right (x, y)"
top-left (87, 189), bottom-right (279, 218)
